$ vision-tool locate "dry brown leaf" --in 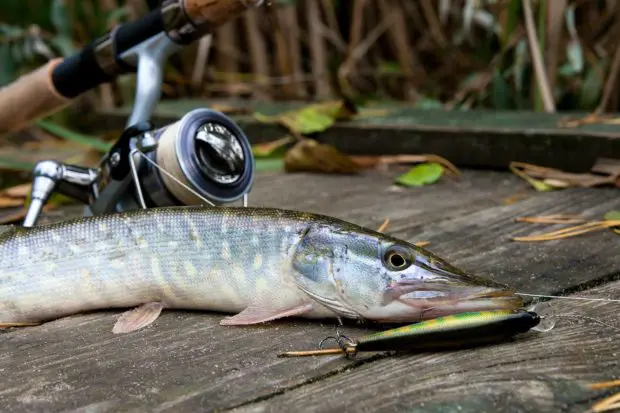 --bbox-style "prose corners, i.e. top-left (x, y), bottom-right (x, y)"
top-left (350, 154), bottom-right (461, 177)
top-left (0, 198), bottom-right (25, 208)
top-left (557, 113), bottom-right (620, 128)
top-left (414, 241), bottom-right (431, 247)
top-left (0, 183), bottom-right (32, 198)
top-left (284, 139), bottom-right (362, 174)
top-left (510, 161), bottom-right (620, 189)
